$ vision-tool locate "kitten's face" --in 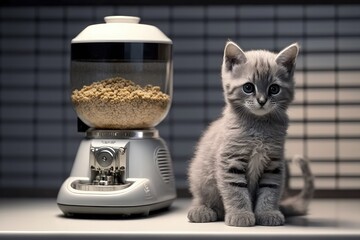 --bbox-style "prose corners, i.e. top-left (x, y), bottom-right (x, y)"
top-left (221, 42), bottom-right (299, 117)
